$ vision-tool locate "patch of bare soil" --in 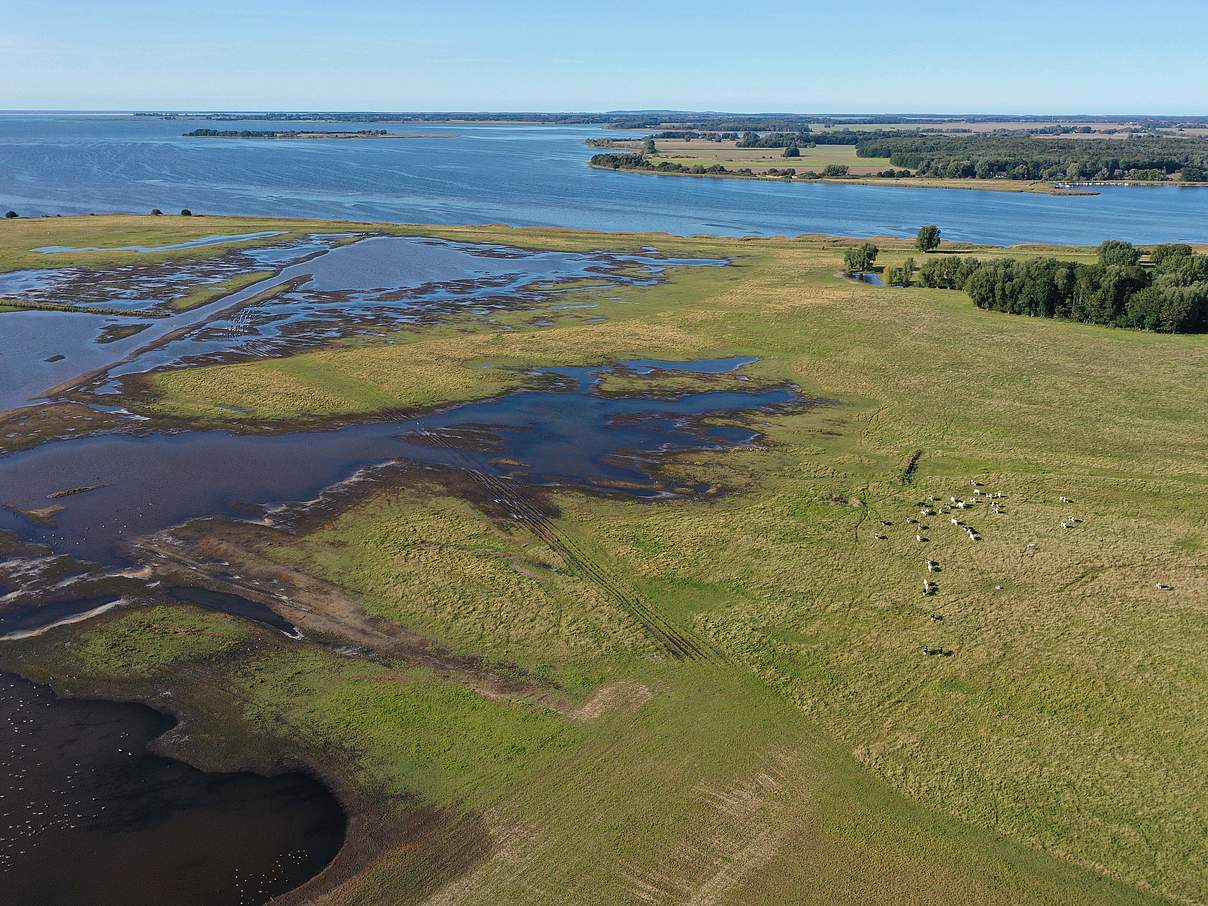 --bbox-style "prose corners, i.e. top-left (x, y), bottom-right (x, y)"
top-left (134, 517), bottom-right (574, 713)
